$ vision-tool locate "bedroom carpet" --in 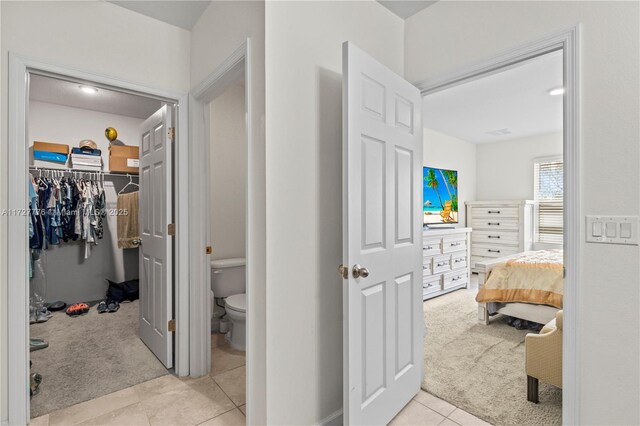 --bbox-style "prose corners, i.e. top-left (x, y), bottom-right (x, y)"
top-left (30, 300), bottom-right (168, 418)
top-left (422, 286), bottom-right (562, 426)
